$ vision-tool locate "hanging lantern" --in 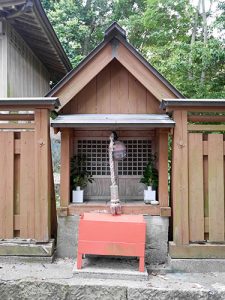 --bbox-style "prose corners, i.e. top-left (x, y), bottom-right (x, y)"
top-left (113, 140), bottom-right (126, 160)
